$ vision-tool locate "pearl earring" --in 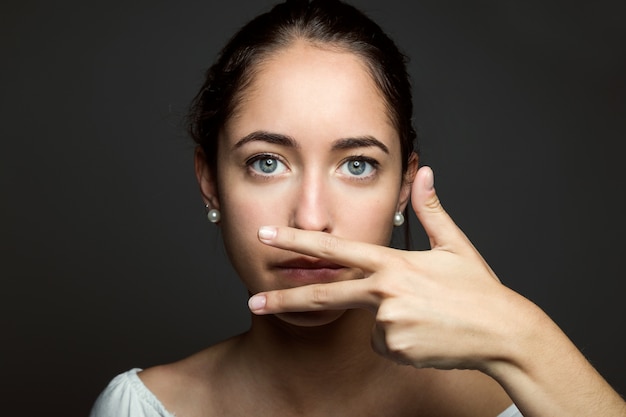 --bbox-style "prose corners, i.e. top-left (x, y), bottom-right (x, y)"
top-left (205, 205), bottom-right (221, 223)
top-left (393, 211), bottom-right (405, 227)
